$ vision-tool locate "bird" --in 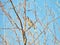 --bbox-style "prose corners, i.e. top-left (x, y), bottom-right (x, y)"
top-left (26, 17), bottom-right (36, 29)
